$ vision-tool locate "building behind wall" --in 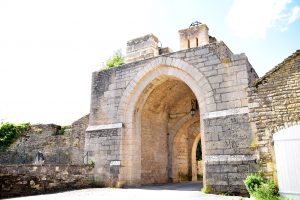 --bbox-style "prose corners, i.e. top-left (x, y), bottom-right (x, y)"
top-left (248, 50), bottom-right (300, 179)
